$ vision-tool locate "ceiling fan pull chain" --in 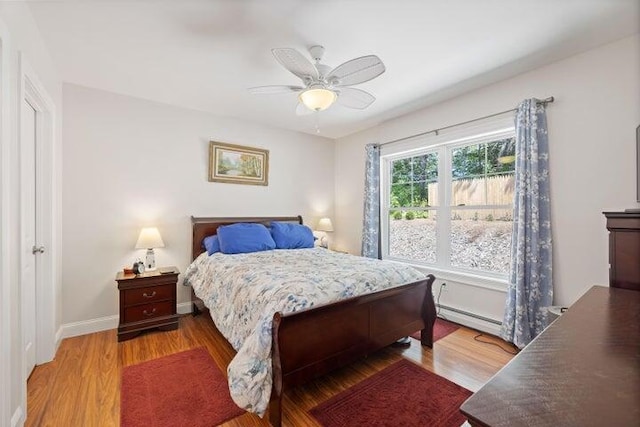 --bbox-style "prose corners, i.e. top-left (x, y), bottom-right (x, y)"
top-left (315, 112), bottom-right (321, 134)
